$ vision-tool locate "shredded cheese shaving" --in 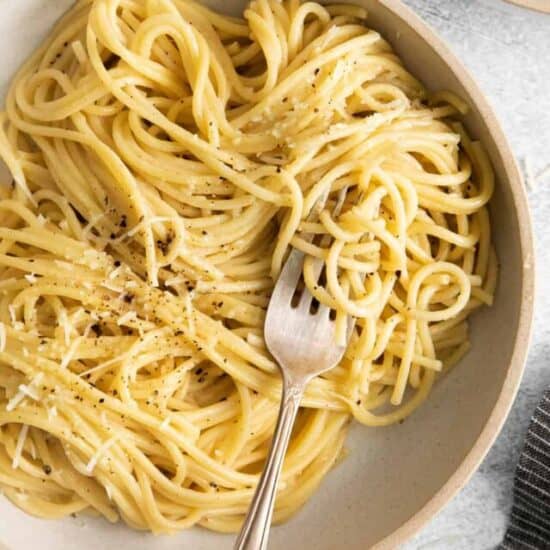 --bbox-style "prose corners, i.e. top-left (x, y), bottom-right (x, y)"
top-left (12, 425), bottom-right (29, 469)
top-left (85, 436), bottom-right (120, 475)
top-left (0, 322), bottom-right (5, 352)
